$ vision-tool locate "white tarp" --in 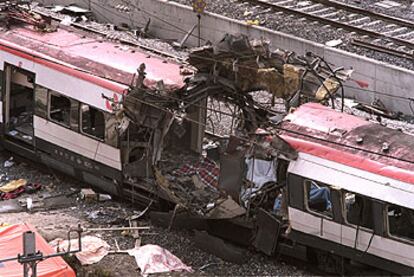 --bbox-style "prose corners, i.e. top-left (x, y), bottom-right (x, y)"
top-left (49, 235), bottom-right (110, 265)
top-left (127, 244), bottom-right (193, 276)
